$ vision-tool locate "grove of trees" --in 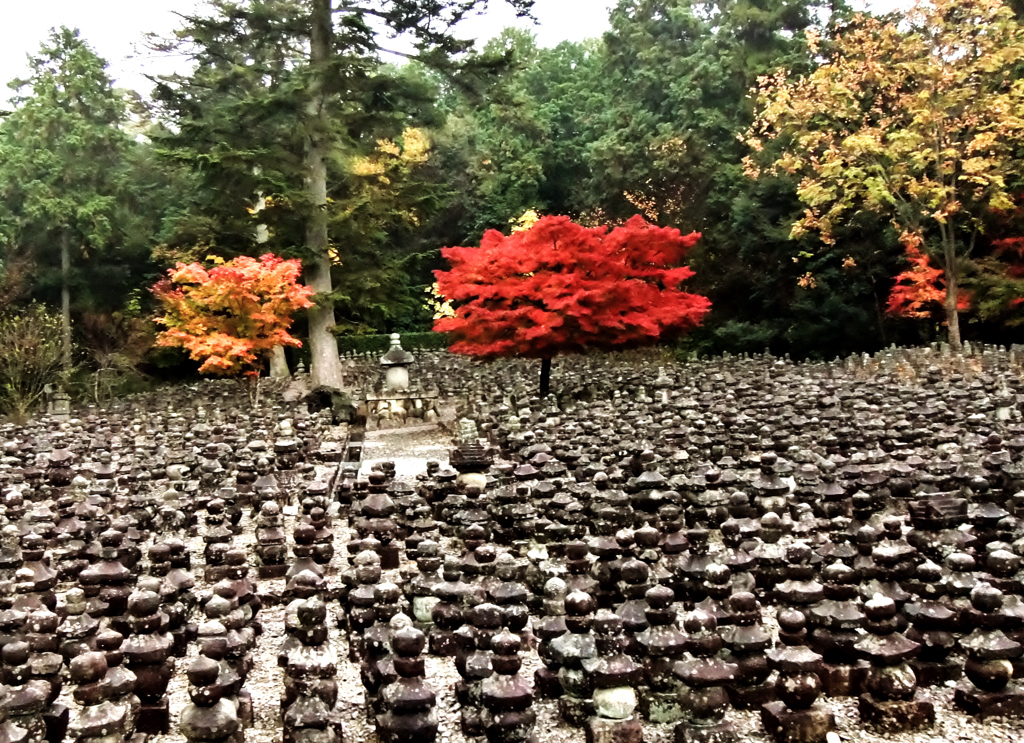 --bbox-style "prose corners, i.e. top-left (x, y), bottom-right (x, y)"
top-left (3, 0), bottom-right (1024, 403)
